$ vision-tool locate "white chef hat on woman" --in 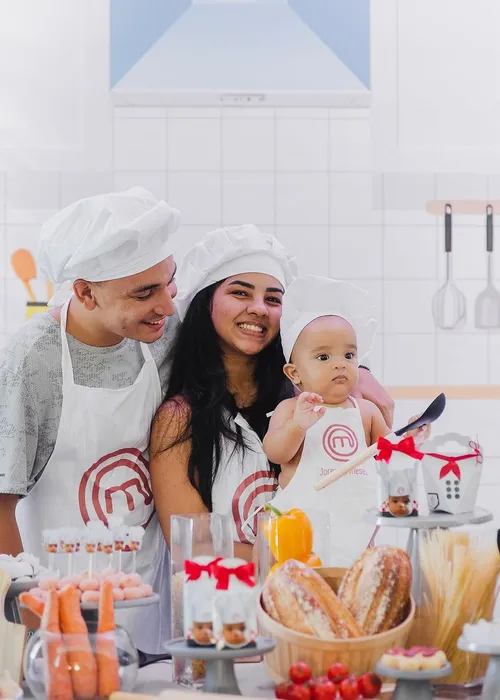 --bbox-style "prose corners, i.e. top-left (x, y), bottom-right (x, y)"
top-left (280, 275), bottom-right (377, 363)
top-left (174, 225), bottom-right (297, 321)
top-left (38, 187), bottom-right (180, 306)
